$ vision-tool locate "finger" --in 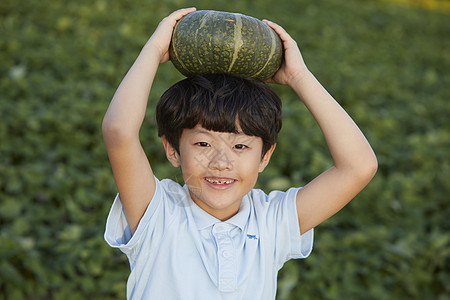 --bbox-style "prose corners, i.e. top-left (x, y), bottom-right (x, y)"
top-left (262, 19), bottom-right (283, 32)
top-left (158, 7), bottom-right (196, 32)
top-left (168, 7), bottom-right (197, 21)
top-left (264, 20), bottom-right (300, 54)
top-left (263, 20), bottom-right (292, 40)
